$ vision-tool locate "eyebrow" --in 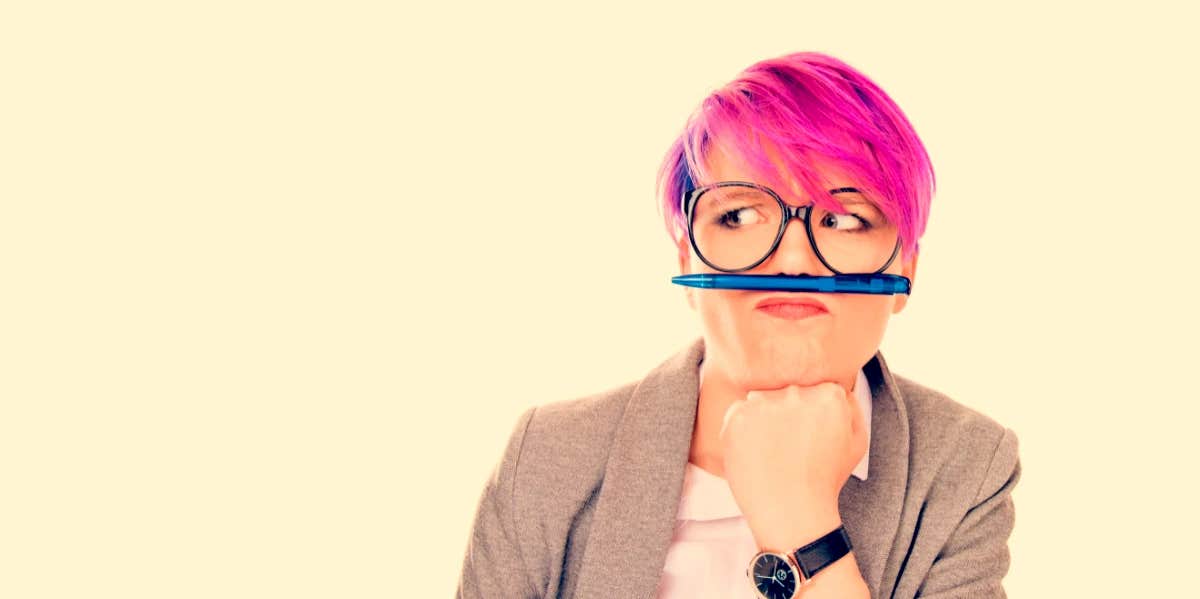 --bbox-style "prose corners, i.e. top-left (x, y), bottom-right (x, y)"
top-left (721, 189), bottom-right (772, 200)
top-left (829, 187), bottom-right (876, 206)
